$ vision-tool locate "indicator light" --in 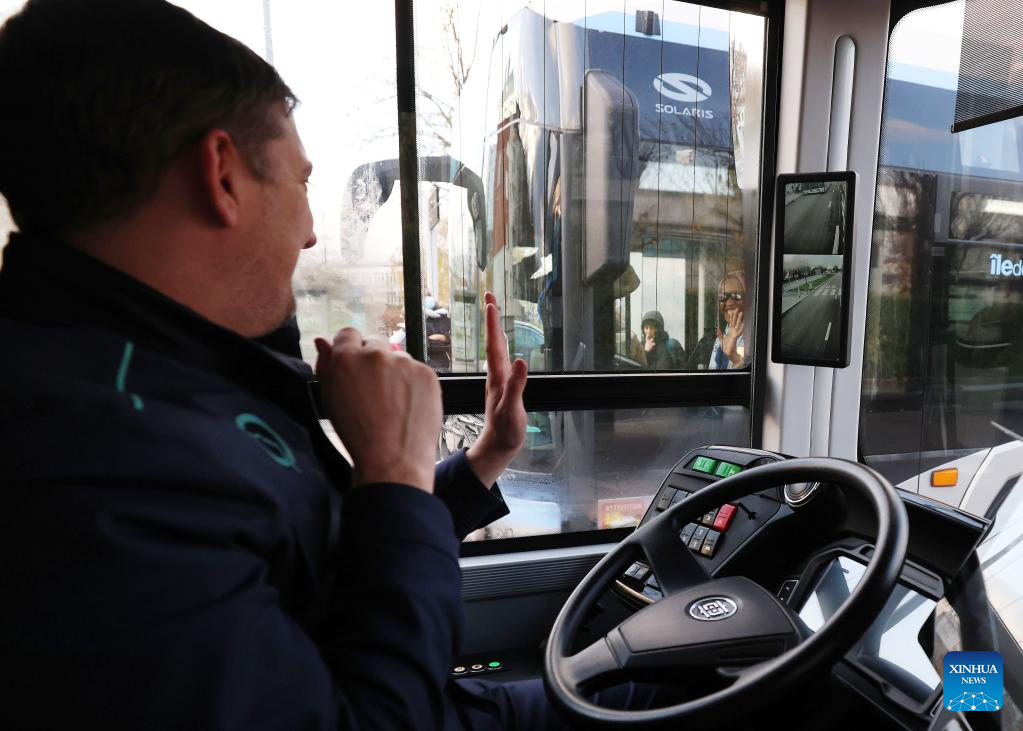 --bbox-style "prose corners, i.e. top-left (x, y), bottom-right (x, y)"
top-left (931, 468), bottom-right (958, 487)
